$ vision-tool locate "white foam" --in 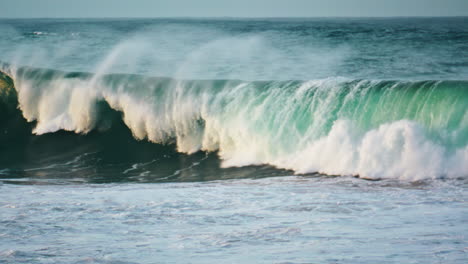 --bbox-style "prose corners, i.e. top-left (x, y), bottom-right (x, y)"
top-left (277, 120), bottom-right (468, 180)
